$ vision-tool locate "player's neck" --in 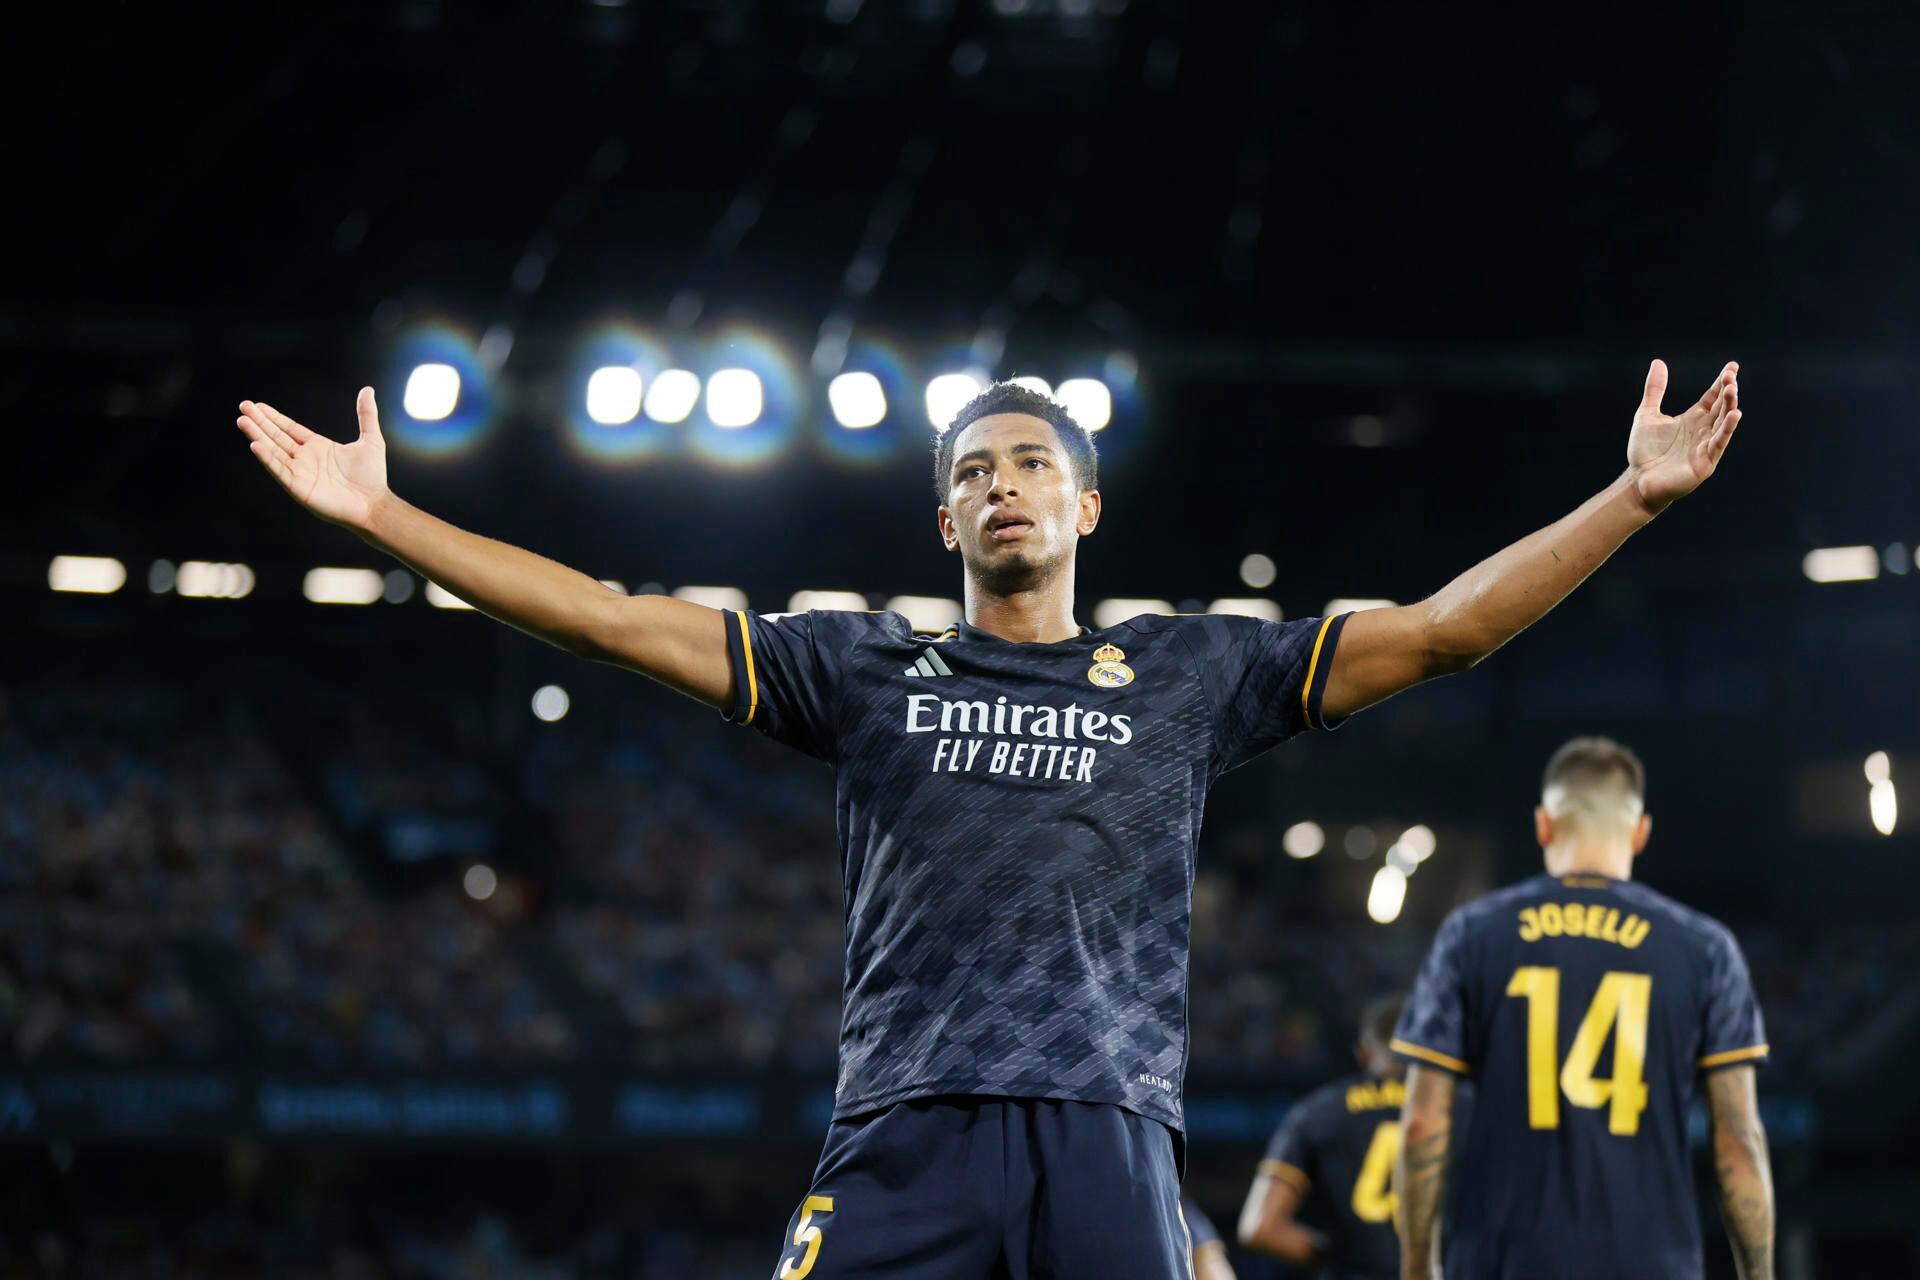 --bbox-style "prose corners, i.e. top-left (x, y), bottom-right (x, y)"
top-left (963, 567), bottom-right (1080, 643)
top-left (1543, 842), bottom-right (1634, 882)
